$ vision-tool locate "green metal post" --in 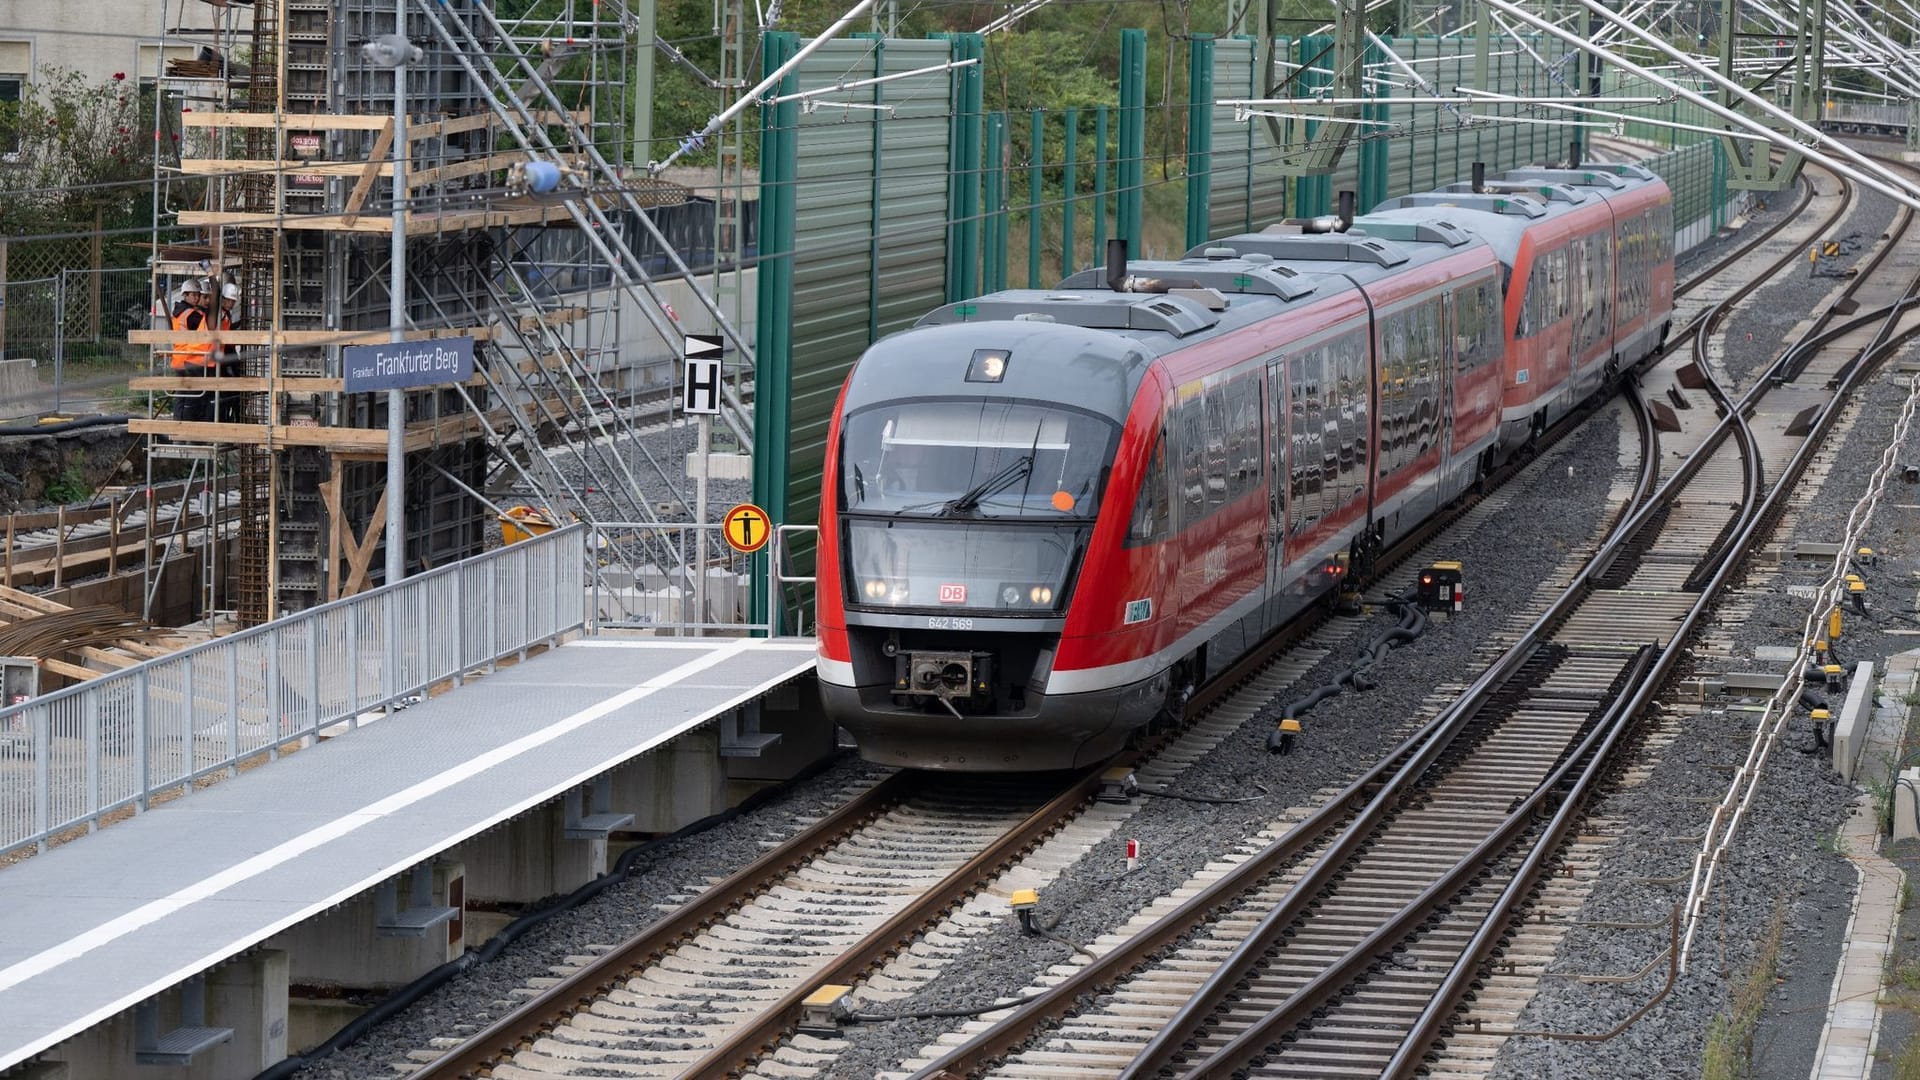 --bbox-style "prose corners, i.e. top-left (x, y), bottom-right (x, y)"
top-left (943, 33), bottom-right (984, 301)
top-left (1117, 29), bottom-right (1147, 252)
top-left (1093, 106), bottom-right (1108, 262)
top-left (985, 111), bottom-right (1007, 293)
top-left (1029, 108), bottom-right (1043, 287)
top-left (1186, 35), bottom-right (1215, 250)
top-left (1061, 107), bottom-right (1077, 278)
top-left (751, 32), bottom-right (800, 632)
